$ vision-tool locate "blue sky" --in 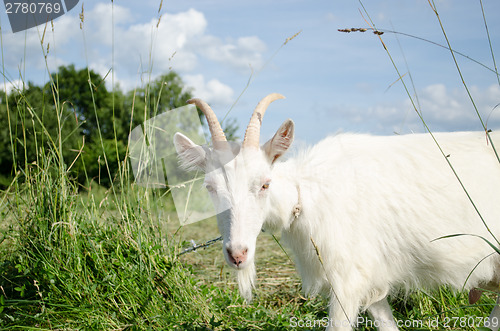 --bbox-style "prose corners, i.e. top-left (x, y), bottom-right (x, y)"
top-left (1, 0), bottom-right (500, 144)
